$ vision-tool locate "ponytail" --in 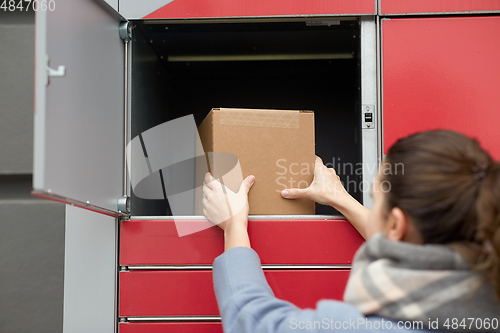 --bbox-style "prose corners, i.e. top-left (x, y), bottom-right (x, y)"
top-left (475, 162), bottom-right (500, 298)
